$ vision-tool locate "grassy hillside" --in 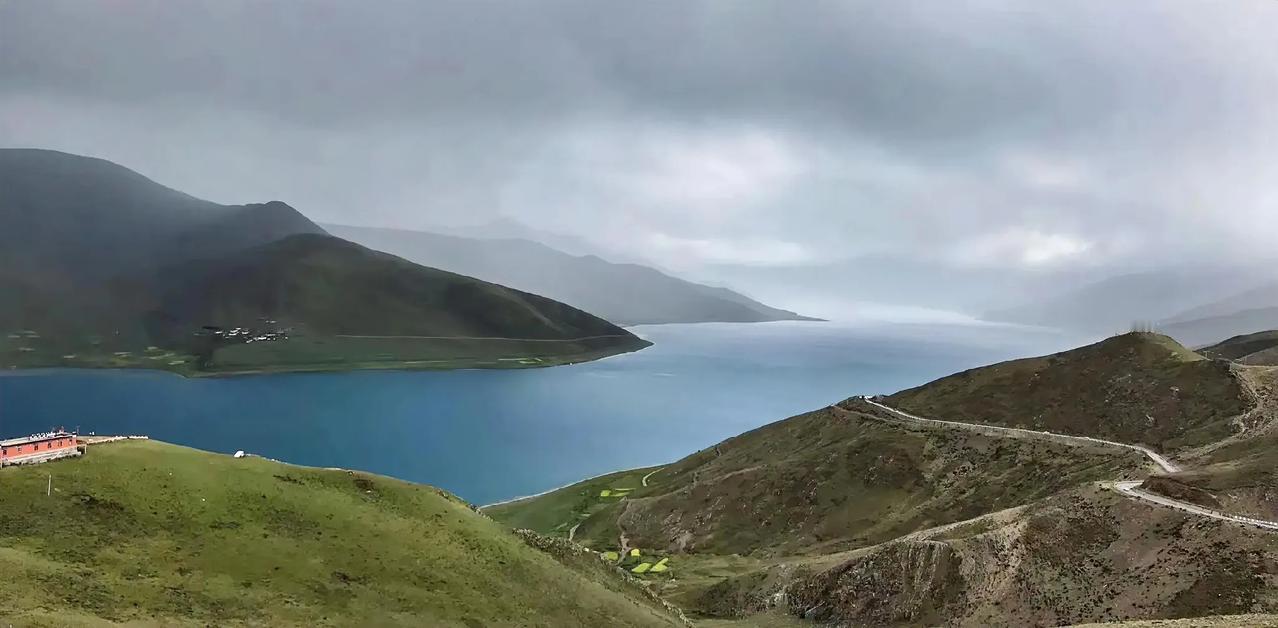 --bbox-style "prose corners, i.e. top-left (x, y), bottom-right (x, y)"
top-left (0, 440), bottom-right (686, 627)
top-left (0, 149), bottom-right (649, 373)
top-left (887, 332), bottom-right (1250, 452)
top-left (486, 466), bottom-right (662, 538)
top-left (496, 405), bottom-right (1145, 558)
top-left (139, 234), bottom-right (648, 372)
